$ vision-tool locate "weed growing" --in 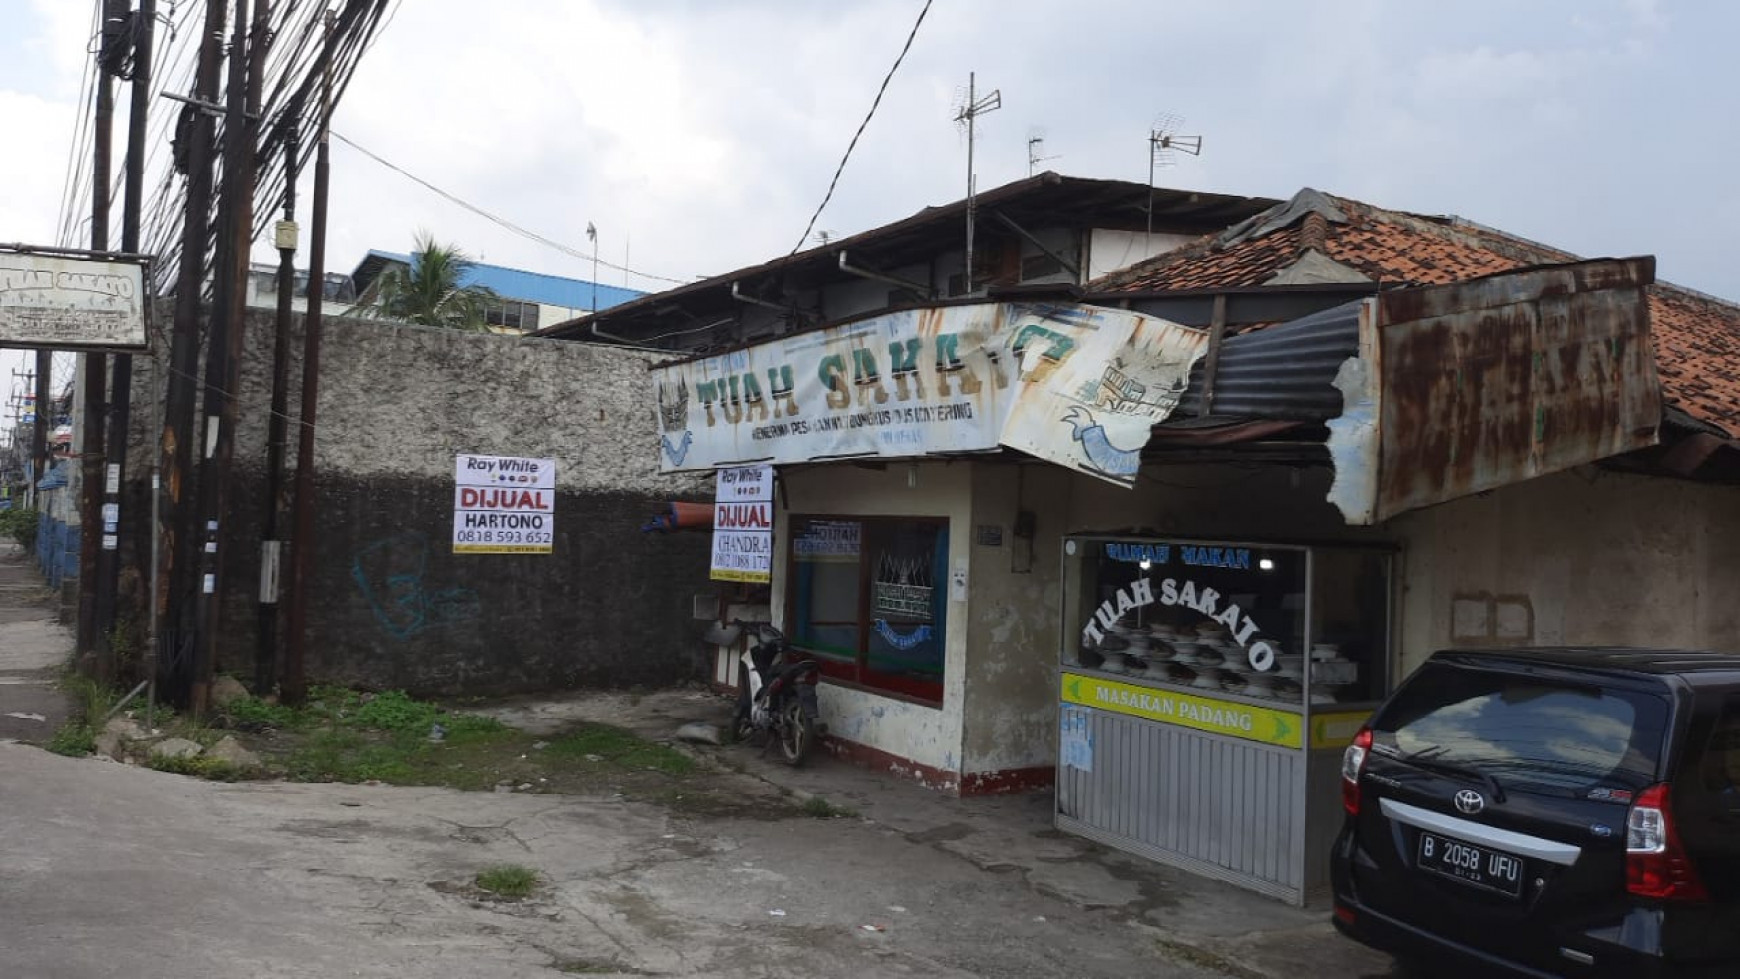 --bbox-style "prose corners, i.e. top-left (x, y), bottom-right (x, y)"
top-left (148, 754), bottom-right (249, 781)
top-left (45, 671), bottom-right (120, 756)
top-left (546, 724), bottom-right (696, 775)
top-left (475, 864), bottom-right (539, 899)
top-left (799, 796), bottom-right (857, 819)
